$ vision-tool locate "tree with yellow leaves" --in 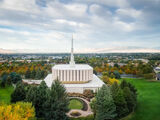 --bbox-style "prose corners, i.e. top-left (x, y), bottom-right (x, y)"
top-left (0, 102), bottom-right (35, 120)
top-left (102, 75), bottom-right (119, 85)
